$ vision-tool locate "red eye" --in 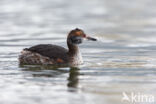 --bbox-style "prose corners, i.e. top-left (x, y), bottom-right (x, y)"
top-left (83, 34), bottom-right (86, 37)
